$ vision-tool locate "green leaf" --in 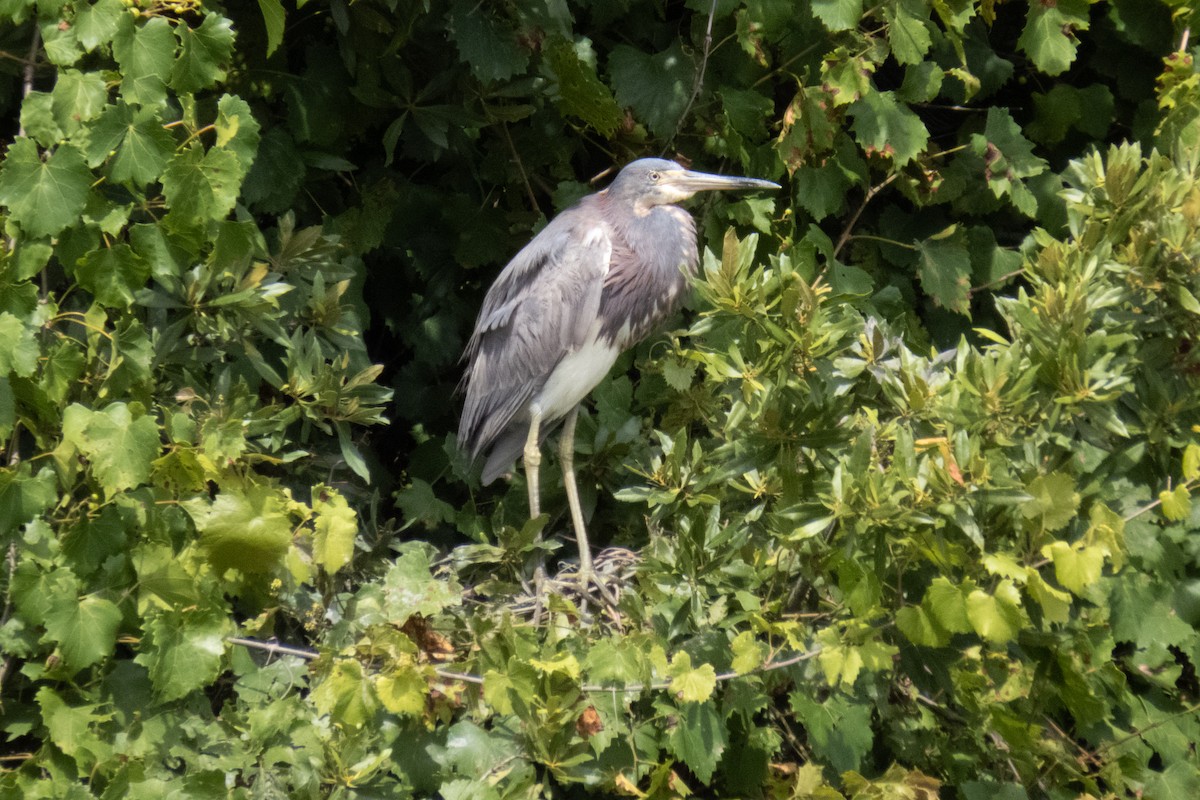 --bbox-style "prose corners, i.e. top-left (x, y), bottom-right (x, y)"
top-left (312, 659), bottom-right (378, 728)
top-left (896, 605), bottom-right (947, 647)
top-left (965, 581), bottom-right (1025, 644)
top-left (448, 0), bottom-right (529, 83)
top-left (662, 357), bottom-right (696, 392)
top-left (924, 577), bottom-right (973, 634)
top-left (215, 94), bottom-right (262, 170)
top-left (36, 687), bottom-right (112, 768)
top-left (43, 595), bottom-right (123, 671)
top-left (730, 631), bottom-right (765, 675)
top-left (1159, 484), bottom-right (1192, 522)
top-left (50, 69), bottom-right (108, 132)
top-left (0, 139), bottom-right (91, 238)
top-left (972, 107), bottom-right (1047, 216)
top-left (917, 234), bottom-right (972, 315)
top-left (668, 651), bottom-right (717, 703)
top-left (1018, 0), bottom-right (1089, 76)
top-left (41, 18), bottom-right (81, 66)
top-left (171, 14), bottom-right (235, 93)
top-left (161, 142), bottom-right (243, 225)
top-left (112, 15), bottom-right (177, 106)
top-left (0, 465), bottom-right (57, 530)
top-left (847, 91), bottom-right (929, 165)
top-left (257, 0), bottom-right (285, 56)
top-left (183, 485), bottom-right (295, 573)
top-left (312, 484), bottom-right (357, 575)
top-left (666, 700), bottom-right (727, 784)
top-left (75, 0), bottom-right (124, 52)
top-left (61, 402), bottom-right (160, 496)
top-left (791, 692), bottom-right (873, 773)
top-left (1020, 472), bottom-right (1079, 532)
top-left (545, 38), bottom-right (622, 137)
top-left (73, 244), bottom-right (150, 306)
top-left (134, 608), bottom-right (230, 700)
top-left (1042, 541), bottom-right (1106, 596)
top-left (375, 664), bottom-right (429, 716)
top-left (87, 103), bottom-right (176, 185)
top-left (609, 42), bottom-right (693, 137)
top-left (379, 545), bottom-right (462, 620)
top-left (811, 0), bottom-right (864, 31)
top-left (0, 311), bottom-right (39, 377)
top-left (886, 0), bottom-right (932, 65)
